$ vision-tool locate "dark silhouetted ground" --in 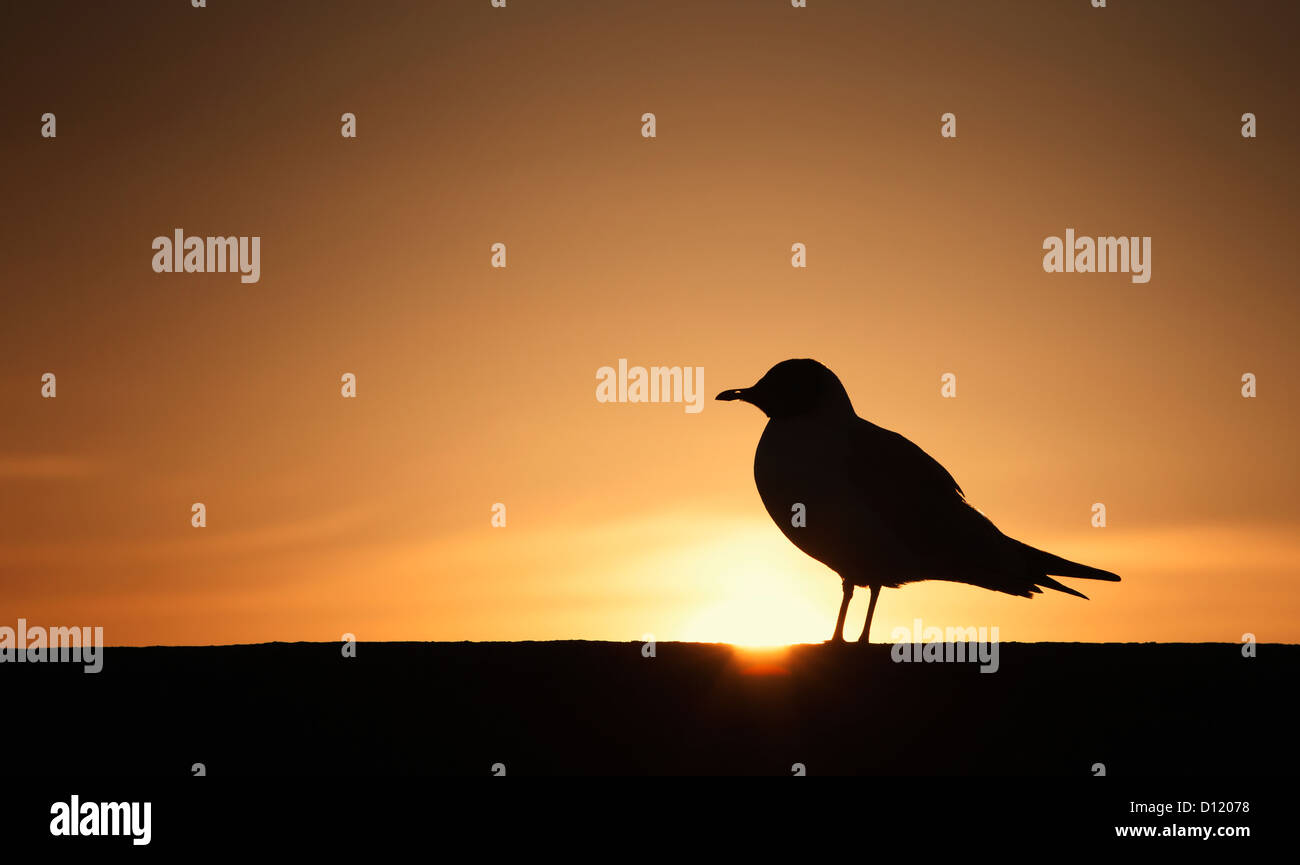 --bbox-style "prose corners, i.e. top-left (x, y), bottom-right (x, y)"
top-left (6, 642), bottom-right (1294, 775)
